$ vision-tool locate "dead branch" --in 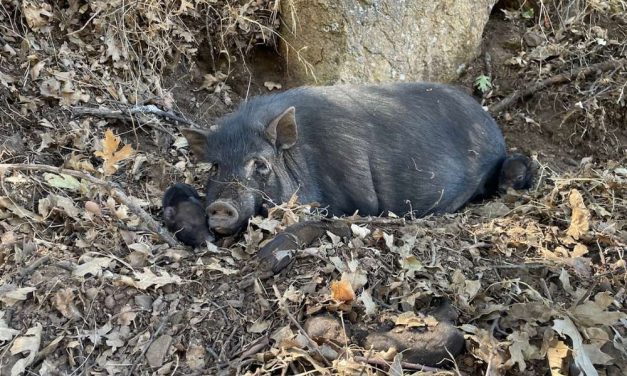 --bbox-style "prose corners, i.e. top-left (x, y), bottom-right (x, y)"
top-left (71, 104), bottom-right (202, 129)
top-left (0, 163), bottom-right (179, 247)
top-left (353, 356), bottom-right (441, 372)
top-left (490, 58), bottom-right (627, 113)
top-left (18, 255), bottom-right (51, 283)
